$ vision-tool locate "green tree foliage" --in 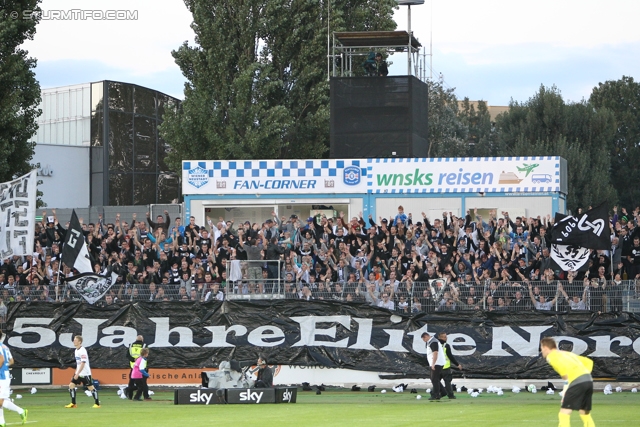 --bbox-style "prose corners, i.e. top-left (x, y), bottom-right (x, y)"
top-left (160, 0), bottom-right (397, 169)
top-left (493, 85), bottom-right (617, 212)
top-left (0, 1), bottom-right (42, 181)
top-left (427, 82), bottom-right (496, 159)
top-left (590, 76), bottom-right (640, 209)
top-left (457, 98), bottom-right (494, 157)
top-left (427, 78), bottom-right (468, 157)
